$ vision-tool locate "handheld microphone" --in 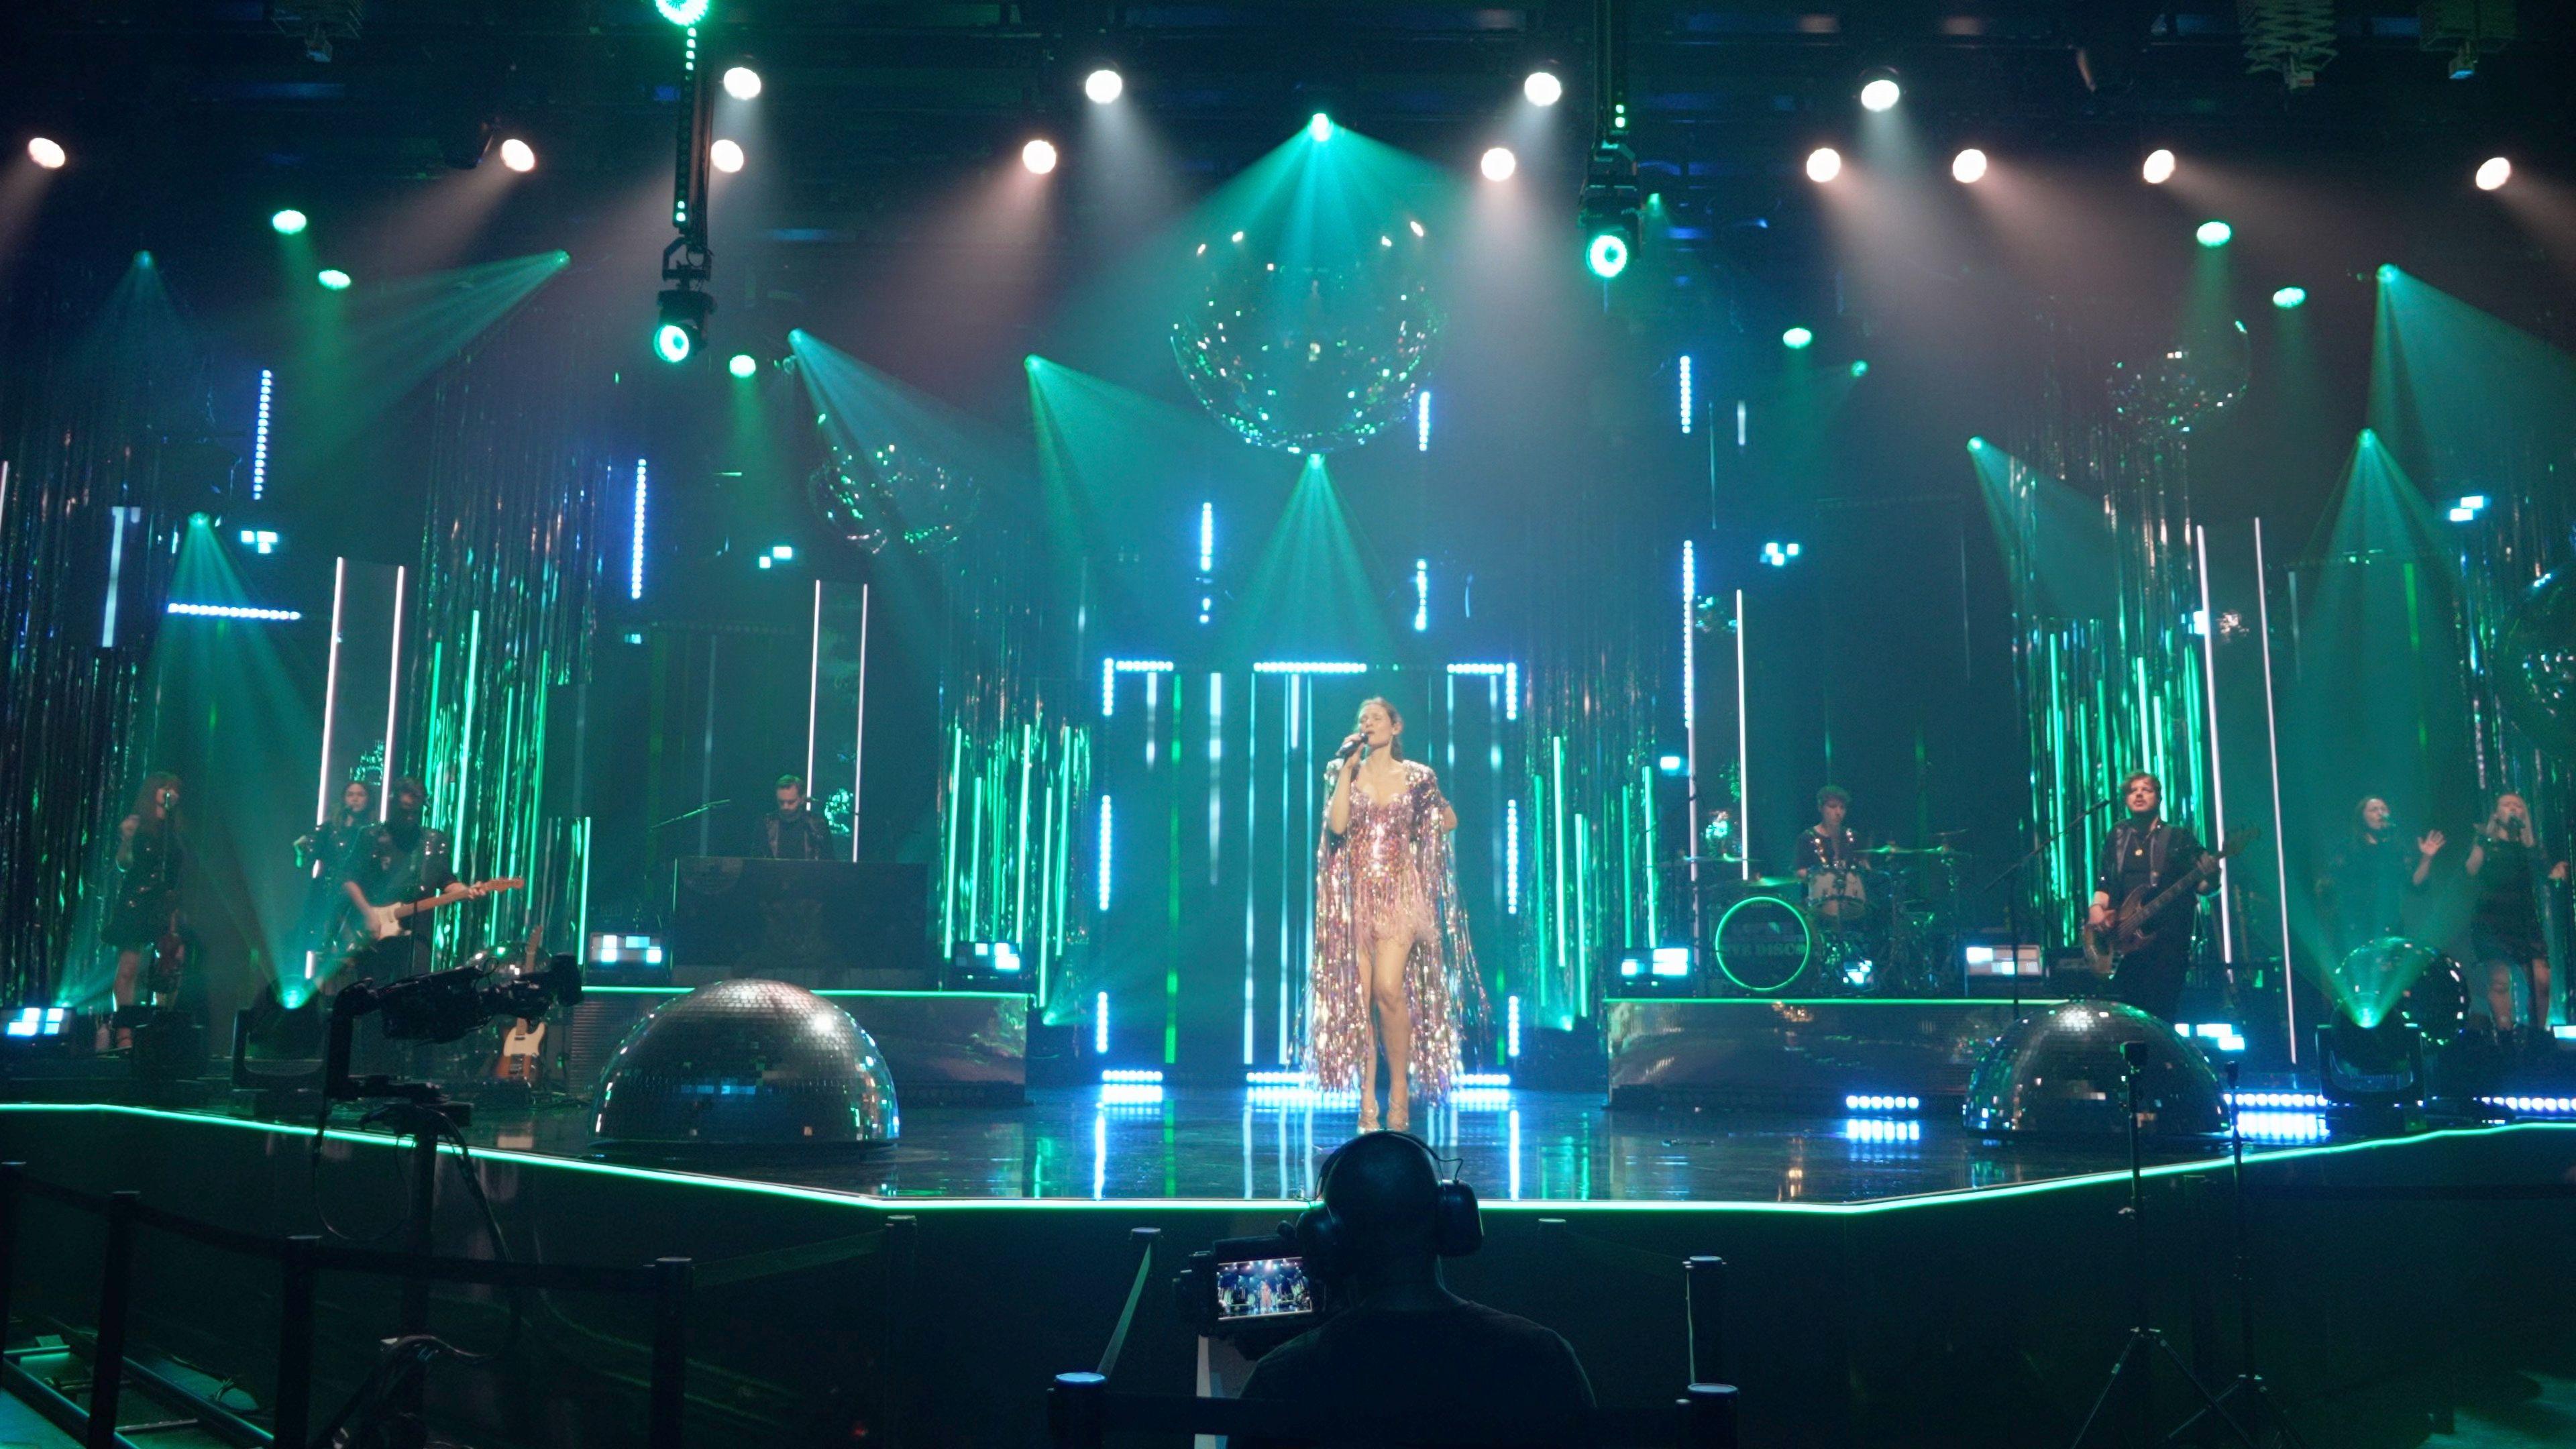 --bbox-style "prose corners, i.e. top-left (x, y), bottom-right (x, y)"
top-left (1336, 733), bottom-right (1366, 761)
